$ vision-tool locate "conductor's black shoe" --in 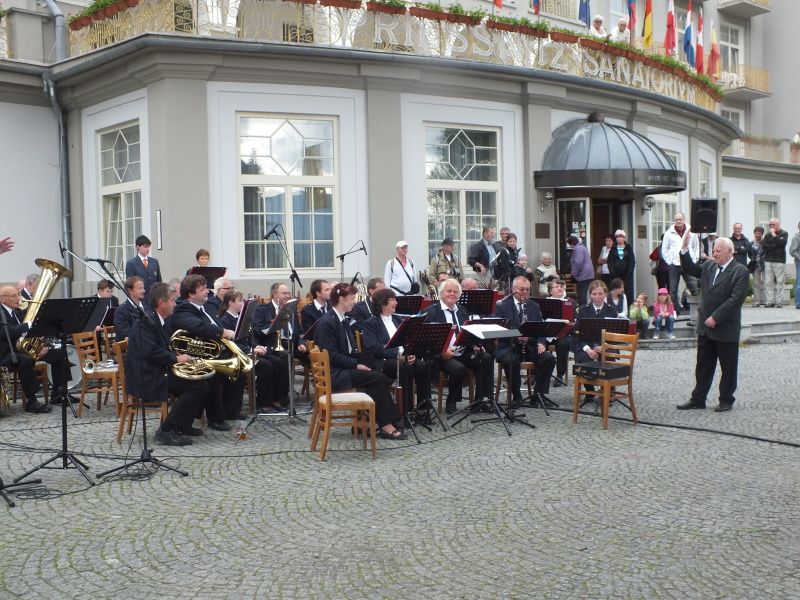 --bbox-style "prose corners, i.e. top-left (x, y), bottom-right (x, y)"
top-left (207, 421), bottom-right (232, 432)
top-left (714, 402), bottom-right (733, 413)
top-left (445, 402), bottom-right (457, 415)
top-left (24, 400), bottom-right (52, 414)
top-left (676, 400), bottom-right (706, 410)
top-left (154, 427), bottom-right (192, 446)
top-left (177, 426), bottom-right (204, 437)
